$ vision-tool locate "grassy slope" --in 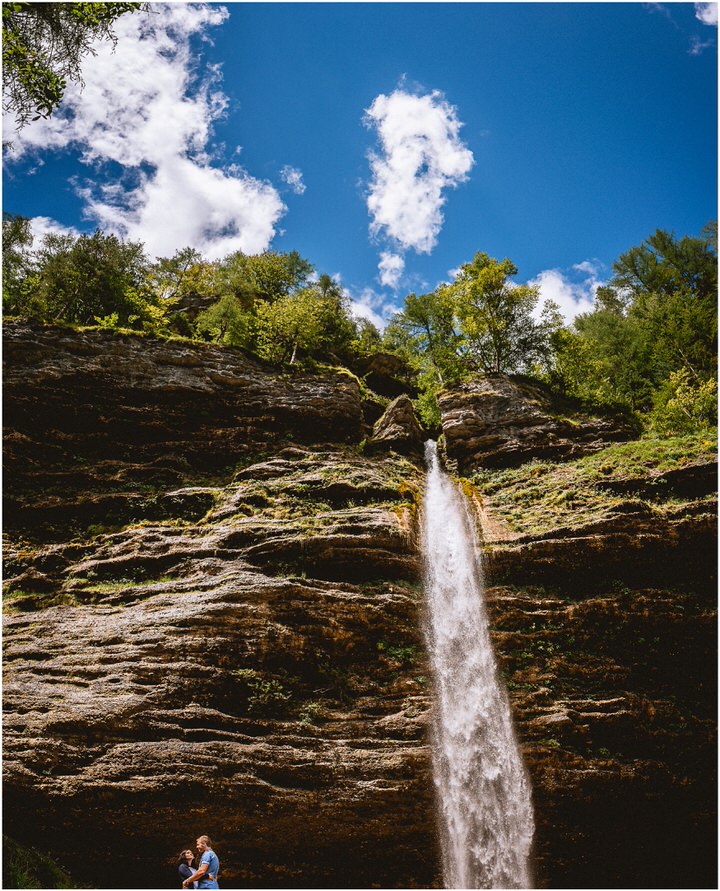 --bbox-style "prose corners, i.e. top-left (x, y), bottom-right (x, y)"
top-left (3, 836), bottom-right (77, 889)
top-left (469, 431), bottom-right (717, 536)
